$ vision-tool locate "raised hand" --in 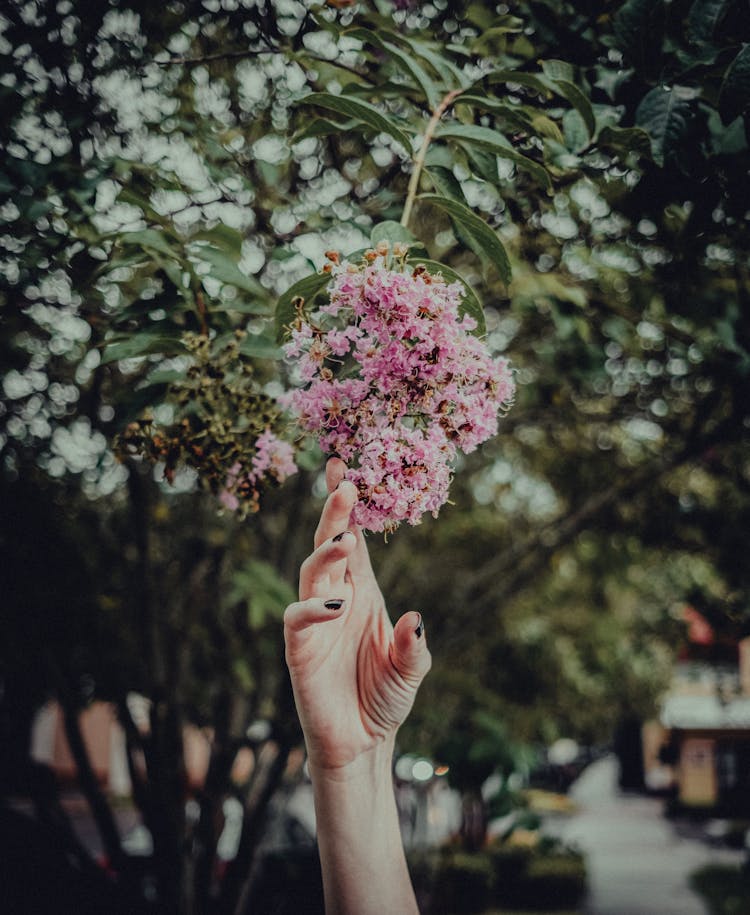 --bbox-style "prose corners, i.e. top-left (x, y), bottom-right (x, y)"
top-left (284, 457), bottom-right (431, 771)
